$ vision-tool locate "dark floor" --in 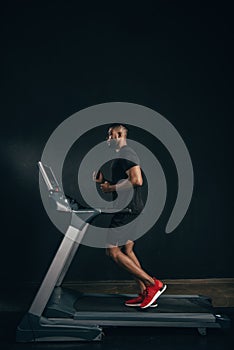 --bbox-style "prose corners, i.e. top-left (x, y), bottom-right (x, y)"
top-left (0, 287), bottom-right (233, 350)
